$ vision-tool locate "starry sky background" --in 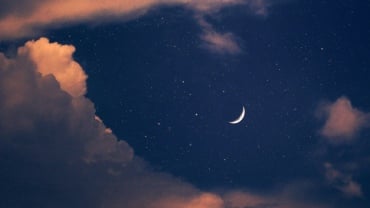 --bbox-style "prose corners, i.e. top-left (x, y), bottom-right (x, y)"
top-left (1, 0), bottom-right (370, 208)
